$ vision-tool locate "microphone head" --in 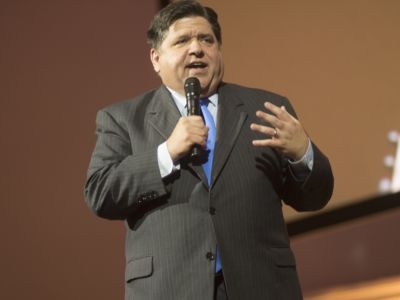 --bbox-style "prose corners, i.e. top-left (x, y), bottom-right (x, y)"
top-left (184, 77), bottom-right (200, 99)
